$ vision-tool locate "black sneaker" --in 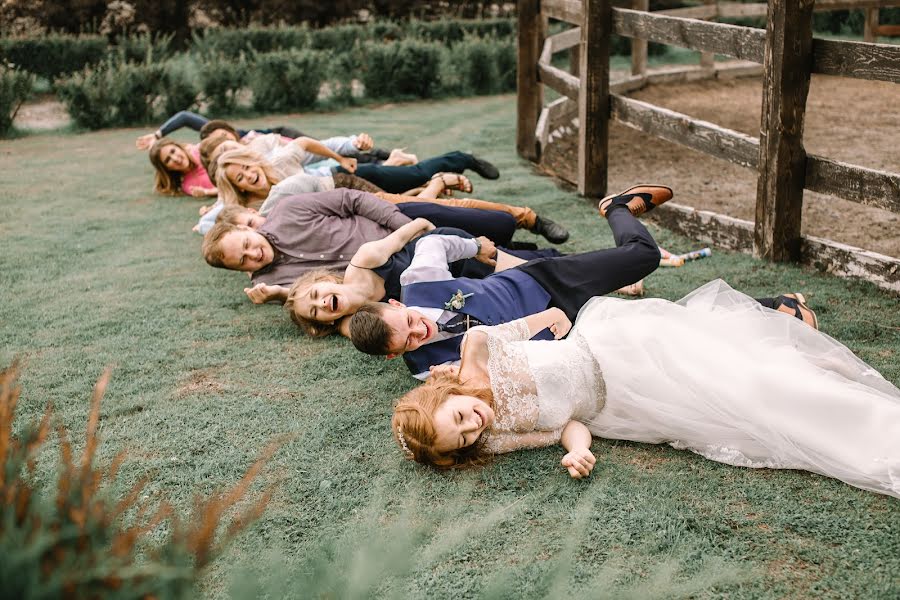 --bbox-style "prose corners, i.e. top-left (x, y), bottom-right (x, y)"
top-left (468, 155), bottom-right (500, 180)
top-left (531, 215), bottom-right (569, 244)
